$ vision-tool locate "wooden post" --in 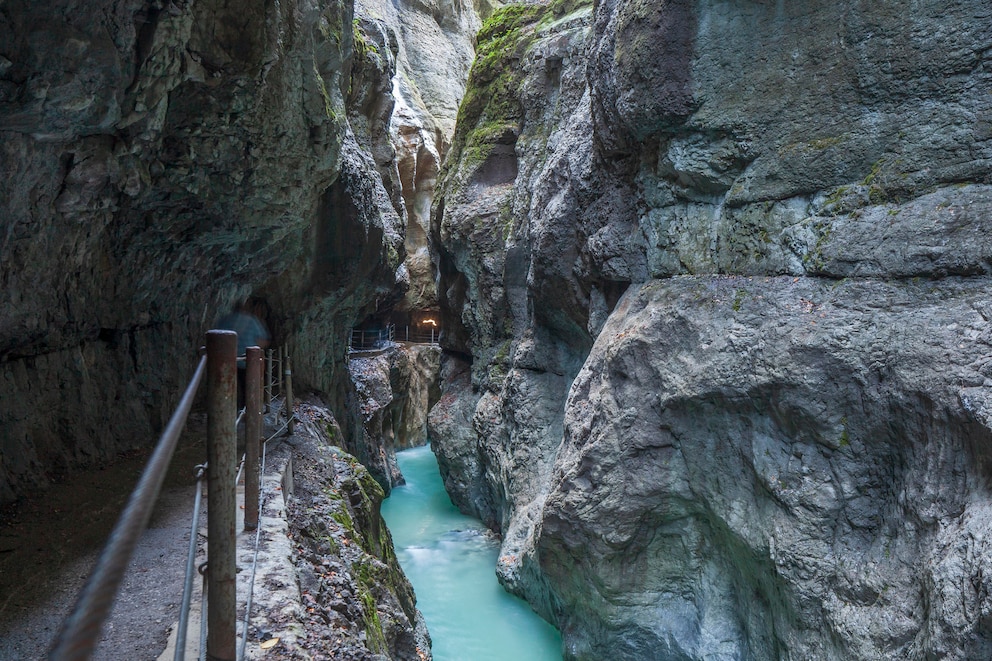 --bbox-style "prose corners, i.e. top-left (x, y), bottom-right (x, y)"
top-left (205, 330), bottom-right (237, 661)
top-left (244, 346), bottom-right (262, 532)
top-left (265, 348), bottom-right (273, 413)
top-left (284, 355), bottom-right (295, 434)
